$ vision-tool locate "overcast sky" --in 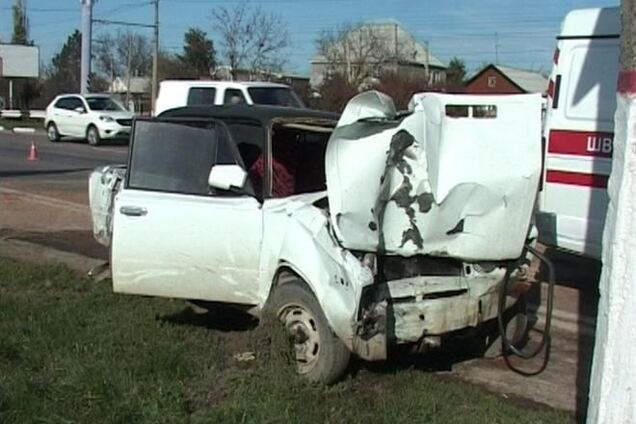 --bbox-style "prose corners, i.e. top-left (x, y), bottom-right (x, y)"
top-left (0, 0), bottom-right (619, 76)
